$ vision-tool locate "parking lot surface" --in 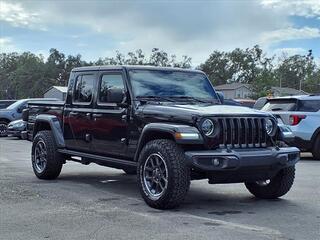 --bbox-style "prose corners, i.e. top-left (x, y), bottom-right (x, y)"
top-left (0, 137), bottom-right (319, 240)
